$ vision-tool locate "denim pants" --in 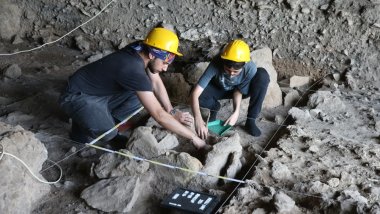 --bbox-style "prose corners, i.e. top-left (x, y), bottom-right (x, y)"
top-left (198, 67), bottom-right (270, 120)
top-left (59, 90), bottom-right (141, 142)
